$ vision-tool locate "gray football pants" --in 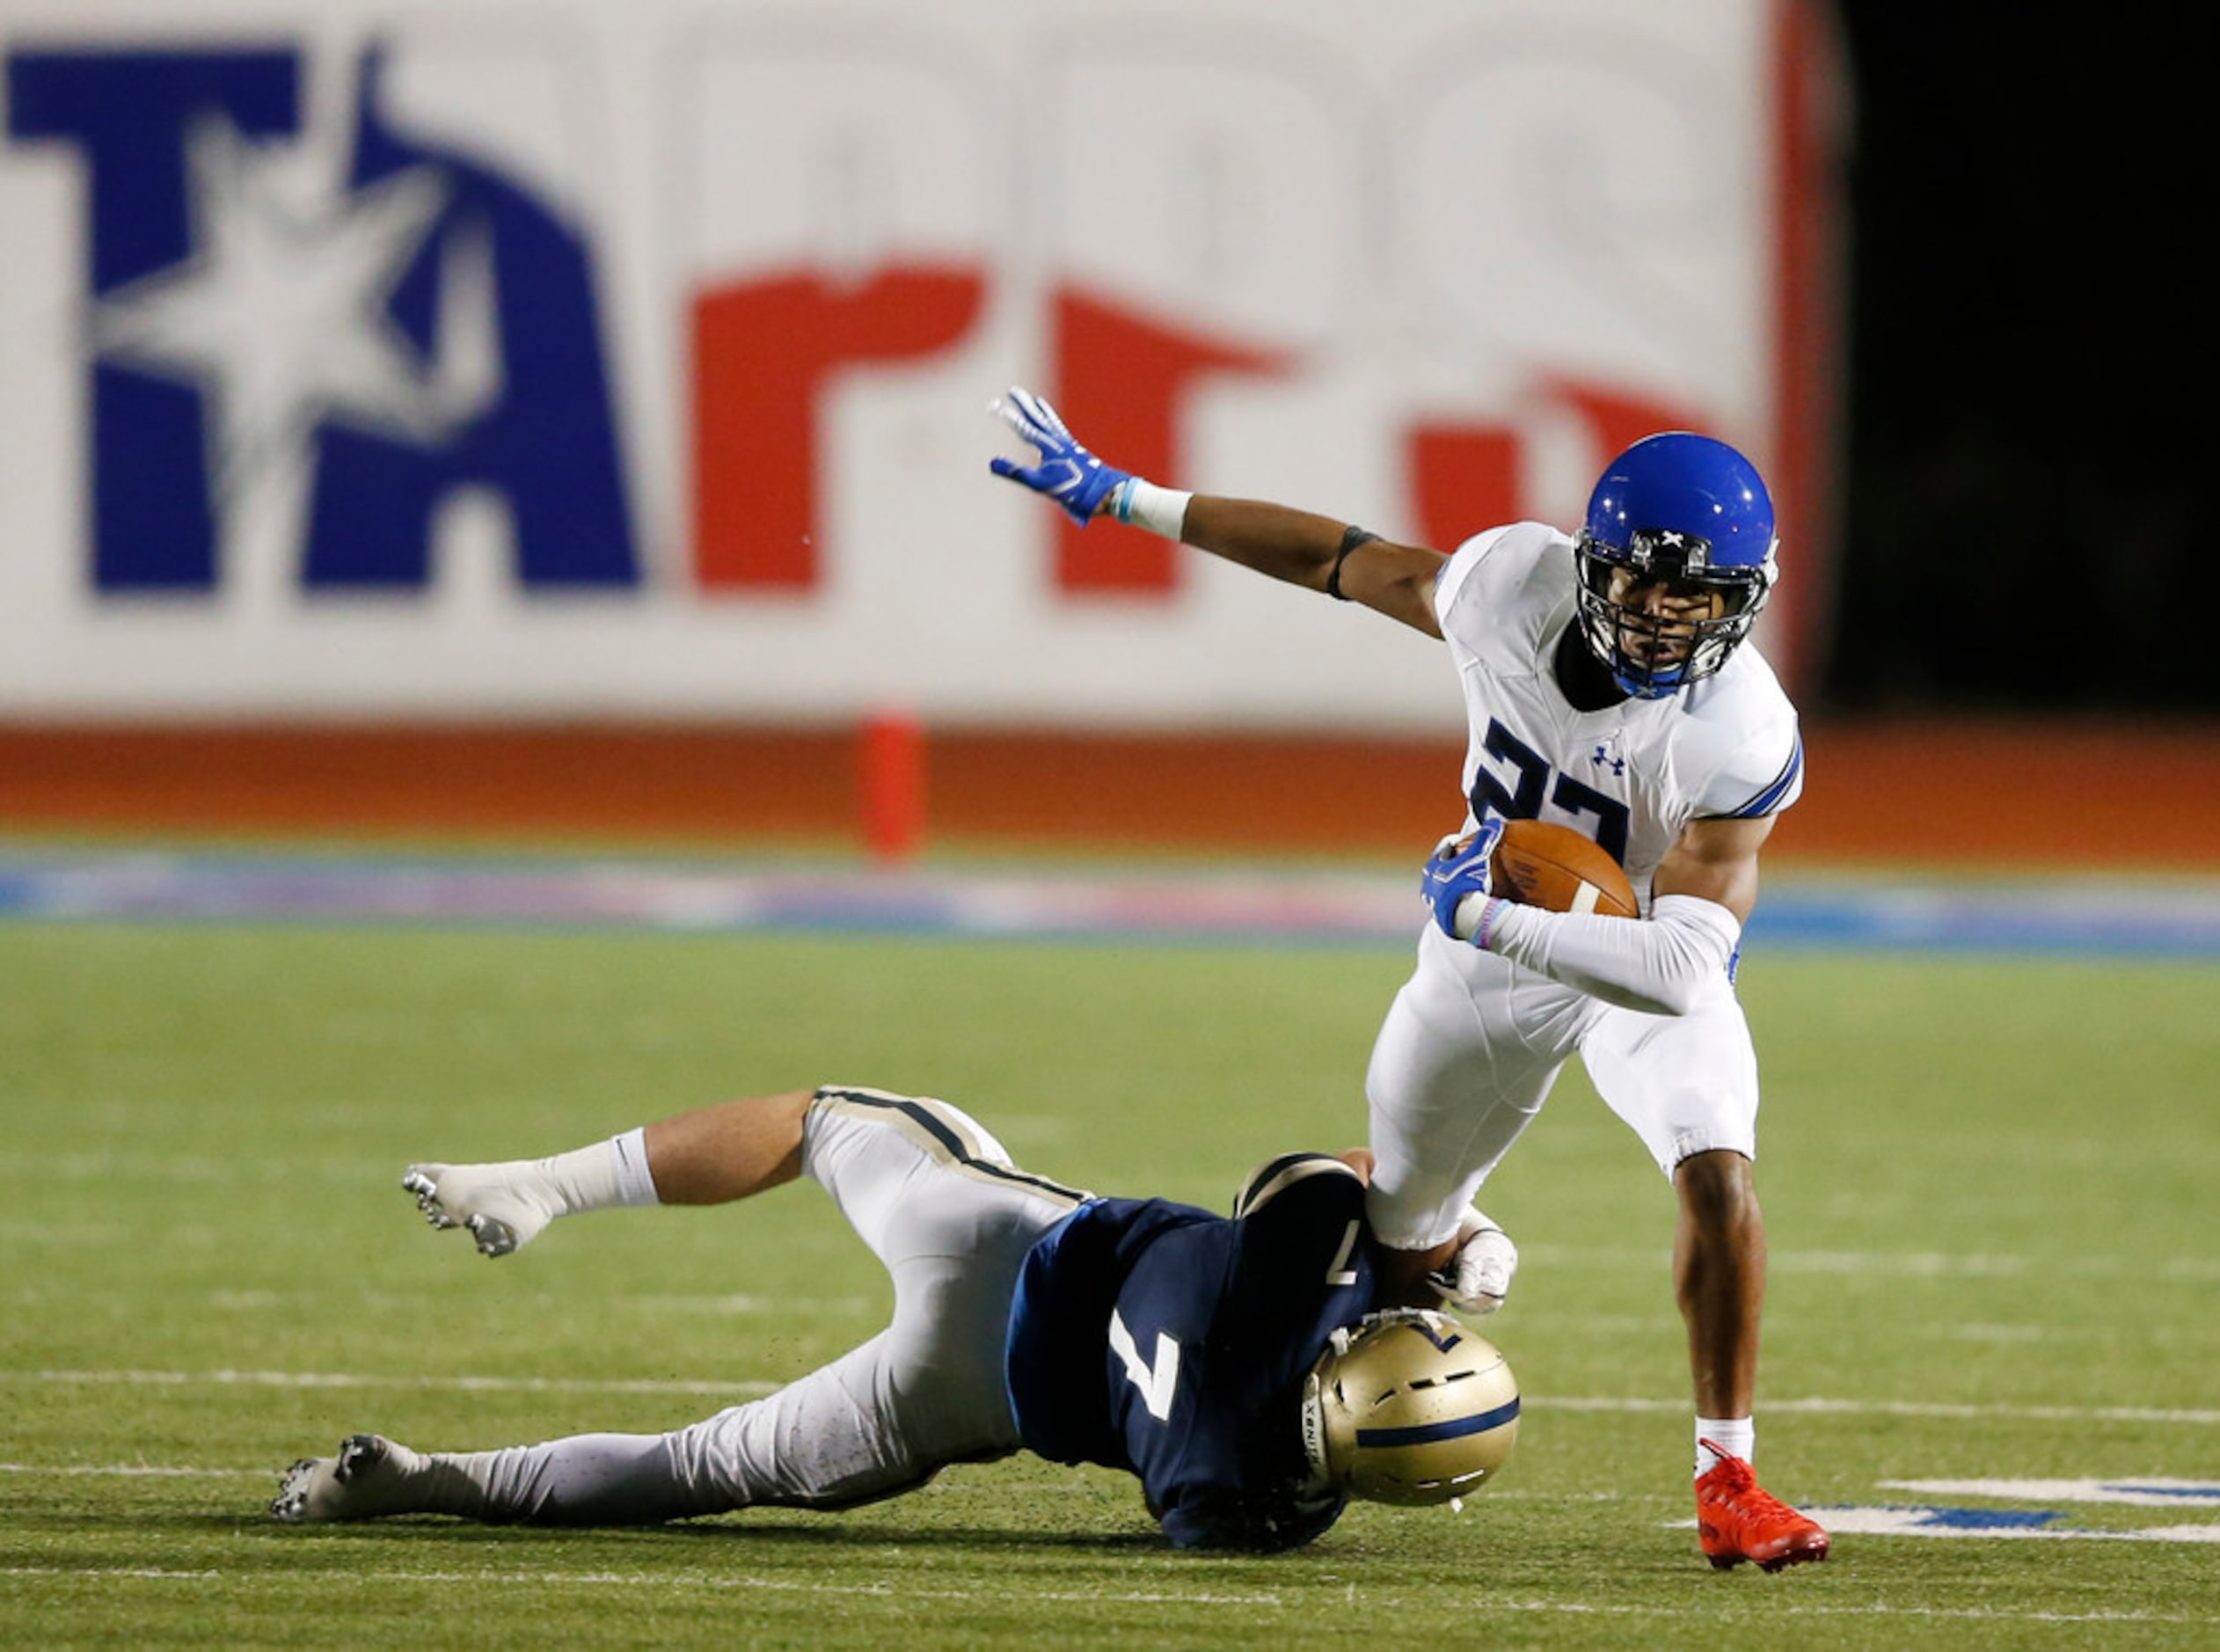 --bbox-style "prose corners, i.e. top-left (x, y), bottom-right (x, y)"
top-left (385, 1088), bottom-right (1088, 1522)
